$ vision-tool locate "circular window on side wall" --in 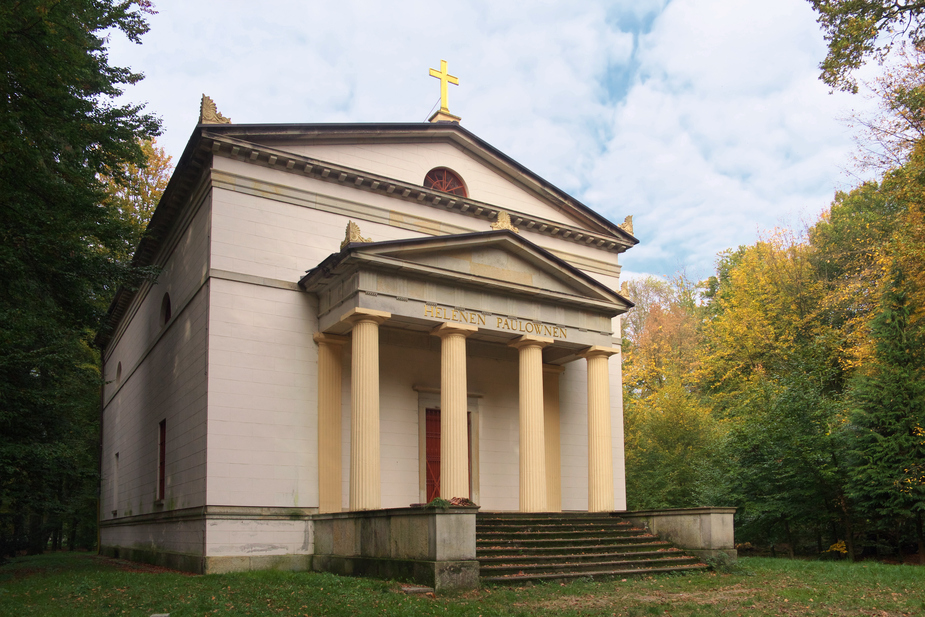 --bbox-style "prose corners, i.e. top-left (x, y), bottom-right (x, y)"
top-left (424, 167), bottom-right (467, 197)
top-left (160, 293), bottom-right (171, 326)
